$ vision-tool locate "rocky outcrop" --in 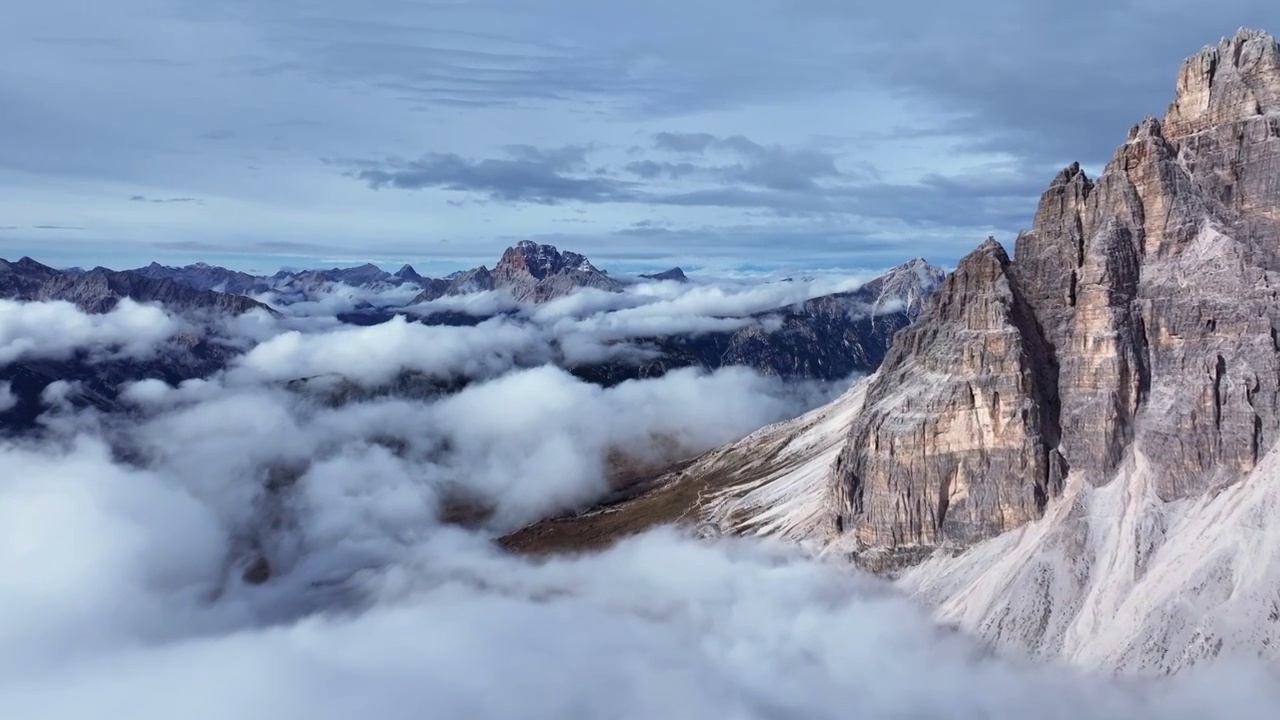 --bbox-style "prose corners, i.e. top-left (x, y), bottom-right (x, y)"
top-left (828, 241), bottom-right (1066, 570)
